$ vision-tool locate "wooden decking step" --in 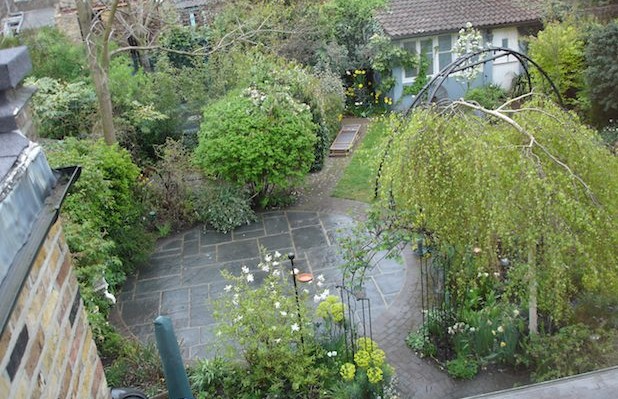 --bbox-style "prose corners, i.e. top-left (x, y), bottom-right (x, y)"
top-left (329, 124), bottom-right (361, 157)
